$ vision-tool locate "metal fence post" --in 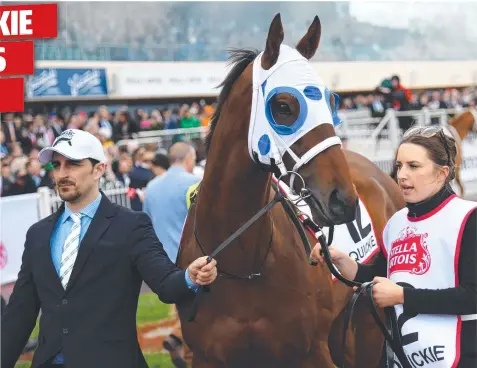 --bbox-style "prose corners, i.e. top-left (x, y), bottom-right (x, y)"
top-left (387, 109), bottom-right (400, 151)
top-left (37, 187), bottom-right (53, 219)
